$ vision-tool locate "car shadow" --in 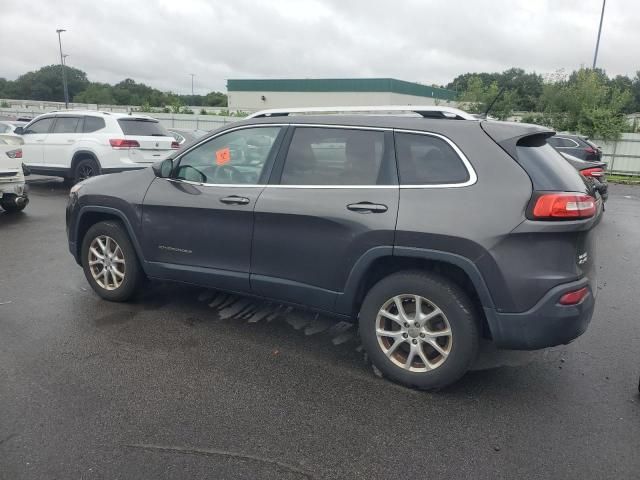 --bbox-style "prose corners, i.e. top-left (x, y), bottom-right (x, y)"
top-left (91, 279), bottom-right (560, 396)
